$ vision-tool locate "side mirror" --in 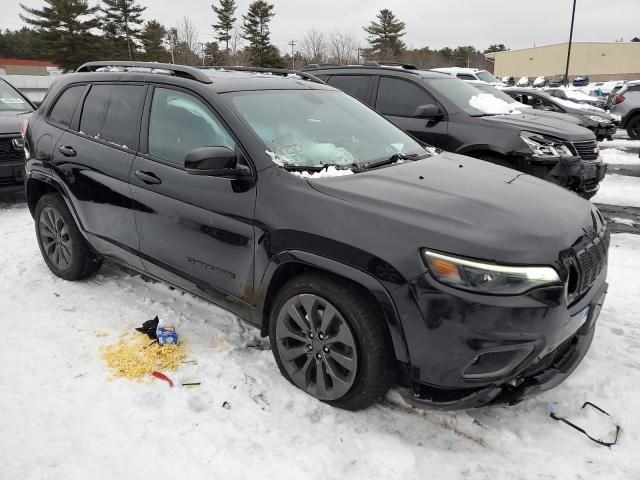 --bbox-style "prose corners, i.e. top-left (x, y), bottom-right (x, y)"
top-left (414, 104), bottom-right (443, 119)
top-left (184, 146), bottom-right (250, 177)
